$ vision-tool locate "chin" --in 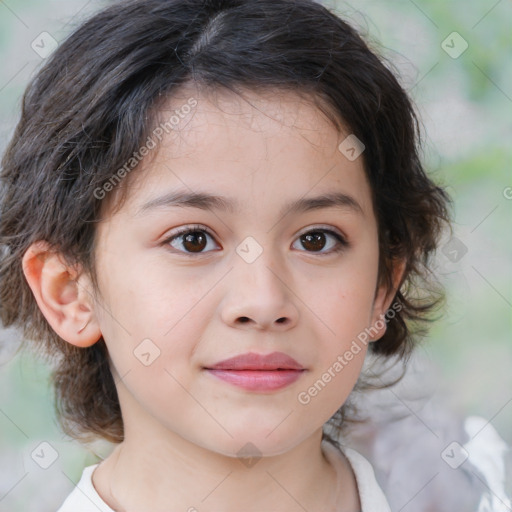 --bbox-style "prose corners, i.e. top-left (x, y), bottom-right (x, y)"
top-left (200, 425), bottom-right (311, 460)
